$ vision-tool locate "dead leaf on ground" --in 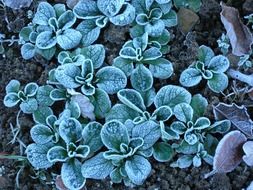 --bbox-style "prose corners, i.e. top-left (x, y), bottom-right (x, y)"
top-left (220, 2), bottom-right (253, 56)
top-left (213, 103), bottom-right (253, 138)
top-left (205, 130), bottom-right (247, 178)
